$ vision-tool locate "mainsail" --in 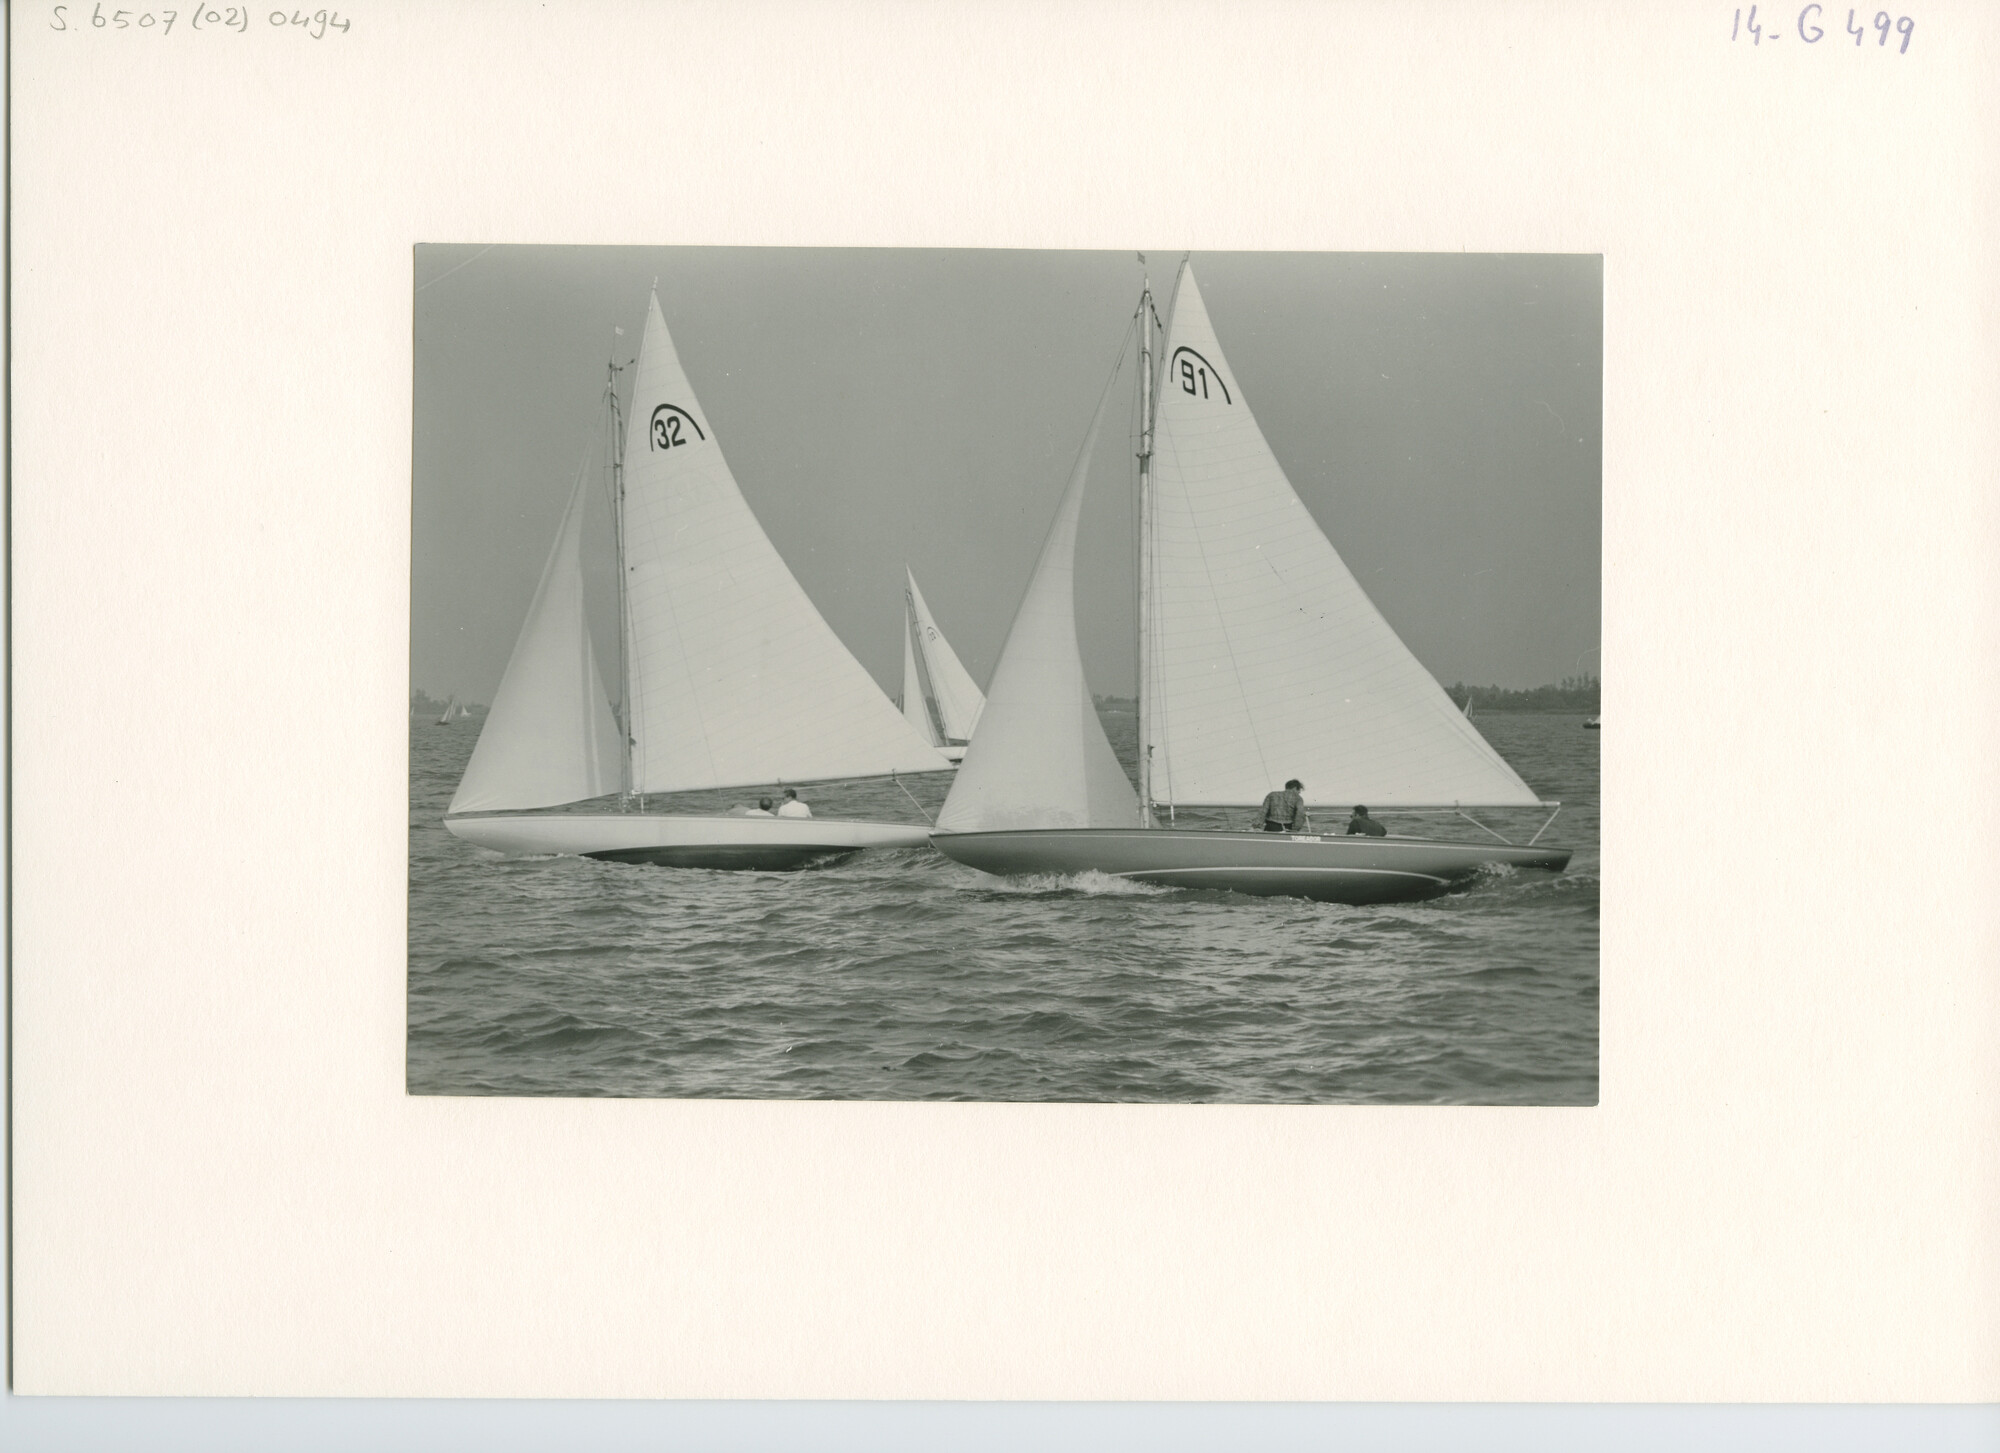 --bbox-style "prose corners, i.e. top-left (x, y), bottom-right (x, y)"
top-left (619, 291), bottom-right (952, 792)
top-left (1143, 268), bottom-right (1541, 809)
top-left (900, 568), bottom-right (986, 747)
top-left (448, 465), bottom-right (623, 813)
top-left (936, 393), bottom-right (1137, 832)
